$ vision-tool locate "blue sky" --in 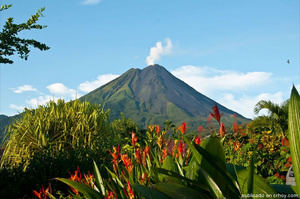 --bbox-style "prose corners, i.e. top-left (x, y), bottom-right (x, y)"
top-left (1, 0), bottom-right (299, 118)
